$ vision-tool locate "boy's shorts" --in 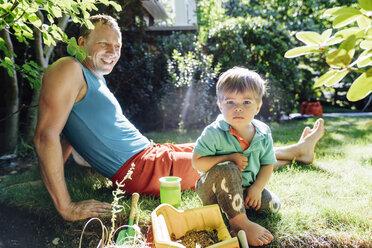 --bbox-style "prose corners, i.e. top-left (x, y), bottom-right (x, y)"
top-left (111, 143), bottom-right (200, 196)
